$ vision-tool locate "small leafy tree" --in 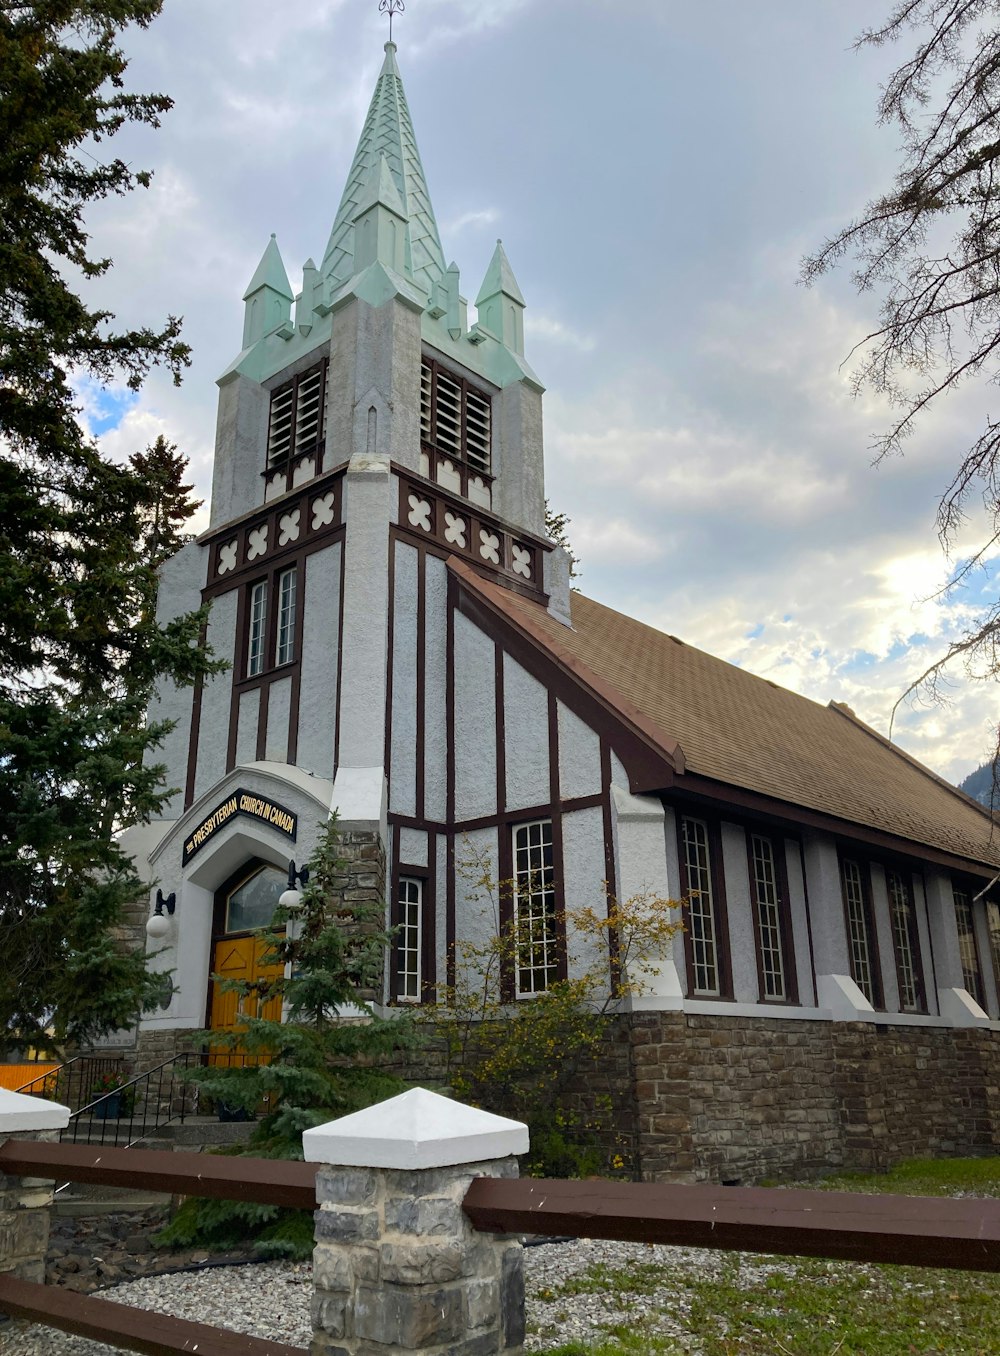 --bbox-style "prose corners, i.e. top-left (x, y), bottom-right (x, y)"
top-left (158, 818), bottom-right (419, 1257)
top-left (425, 841), bottom-right (682, 1178)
